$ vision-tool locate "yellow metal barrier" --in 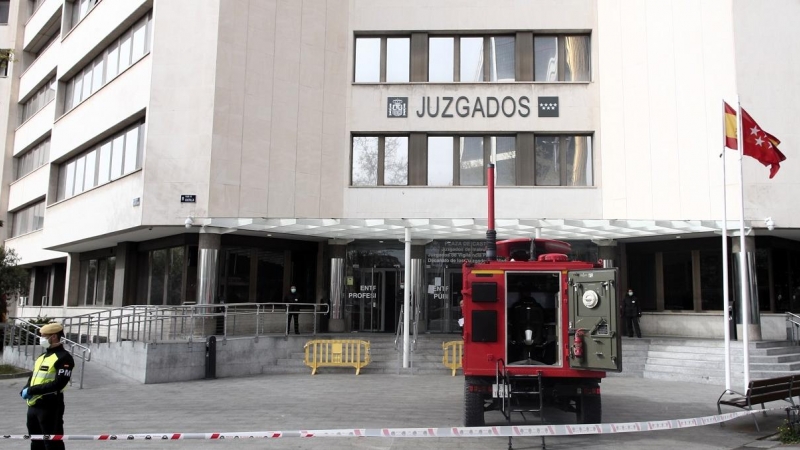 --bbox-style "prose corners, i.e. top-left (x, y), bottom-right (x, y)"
top-left (304, 339), bottom-right (371, 375)
top-left (442, 340), bottom-right (464, 376)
